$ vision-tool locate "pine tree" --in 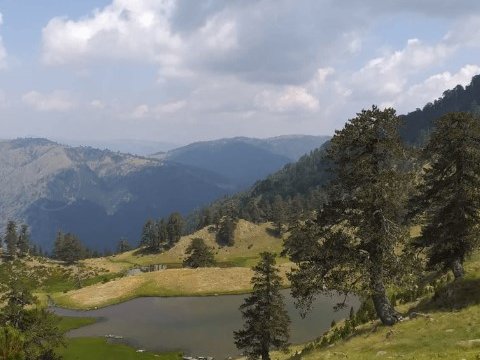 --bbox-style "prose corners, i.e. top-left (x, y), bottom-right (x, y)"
top-left (5, 221), bottom-right (18, 258)
top-left (116, 238), bottom-right (131, 254)
top-left (167, 212), bottom-right (184, 246)
top-left (17, 225), bottom-right (30, 257)
top-left (271, 195), bottom-right (286, 237)
top-left (234, 252), bottom-right (290, 360)
top-left (284, 106), bottom-right (412, 326)
top-left (140, 219), bottom-right (157, 251)
top-left (216, 216), bottom-right (237, 246)
top-left (53, 232), bottom-right (84, 264)
top-left (183, 238), bottom-right (216, 268)
top-left (157, 219), bottom-right (169, 251)
top-left (410, 112), bottom-right (480, 279)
